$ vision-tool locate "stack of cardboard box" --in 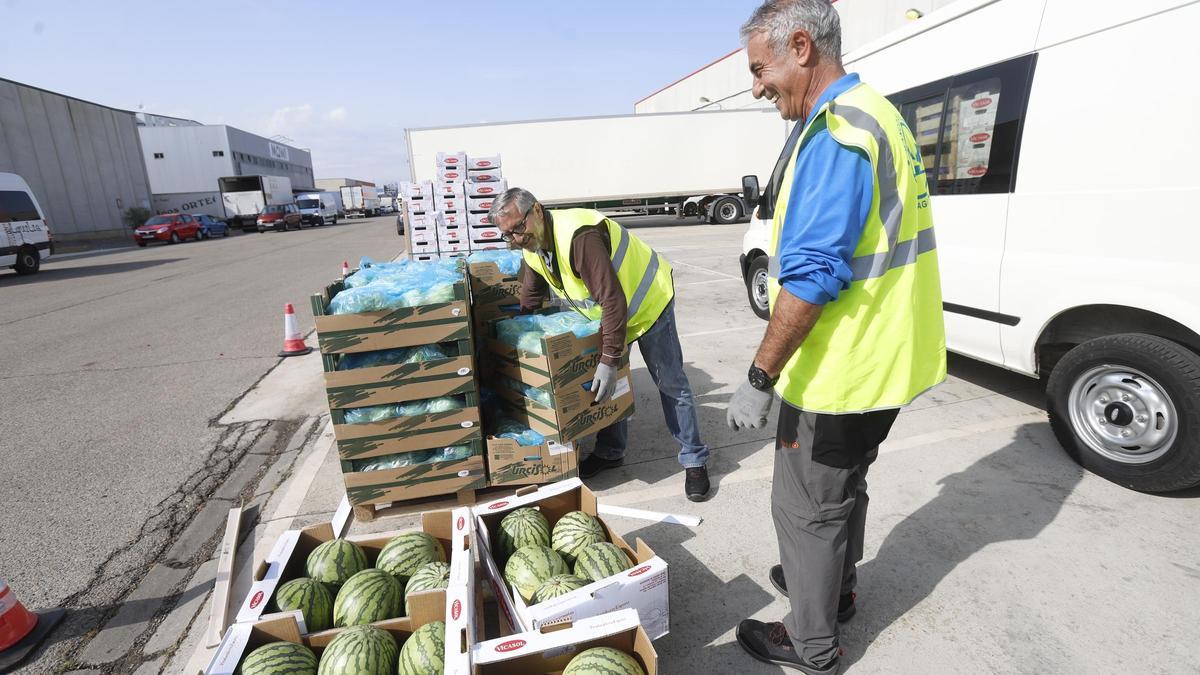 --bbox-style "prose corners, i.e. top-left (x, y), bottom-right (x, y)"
top-left (405, 151), bottom-right (509, 260)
